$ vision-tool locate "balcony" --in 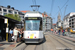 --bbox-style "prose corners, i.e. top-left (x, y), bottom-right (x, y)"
top-left (3, 9), bottom-right (7, 13)
top-left (8, 10), bottom-right (13, 14)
